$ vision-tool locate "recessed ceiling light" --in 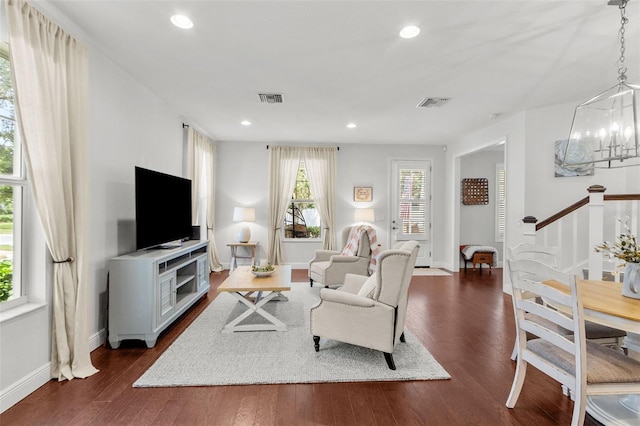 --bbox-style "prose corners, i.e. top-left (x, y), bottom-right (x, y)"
top-left (399, 25), bottom-right (420, 39)
top-left (241, 120), bottom-right (252, 126)
top-left (346, 123), bottom-right (357, 129)
top-left (170, 15), bottom-right (194, 29)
